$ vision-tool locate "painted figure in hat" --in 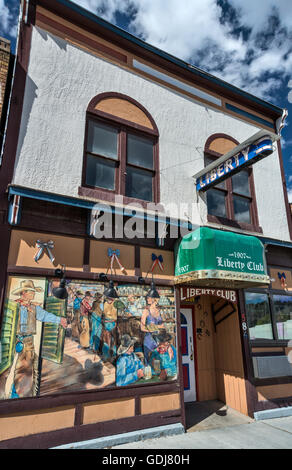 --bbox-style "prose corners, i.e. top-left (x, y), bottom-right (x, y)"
top-left (90, 293), bottom-right (104, 353)
top-left (116, 334), bottom-right (144, 386)
top-left (79, 291), bottom-right (93, 348)
top-left (70, 289), bottom-right (83, 339)
top-left (101, 295), bottom-right (118, 361)
top-left (149, 331), bottom-right (177, 381)
top-left (141, 293), bottom-right (165, 365)
top-left (3, 279), bottom-right (67, 399)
